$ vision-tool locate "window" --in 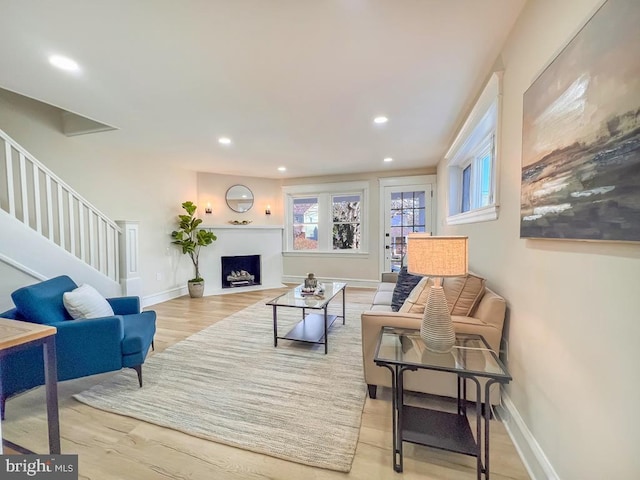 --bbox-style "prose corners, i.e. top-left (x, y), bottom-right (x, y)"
top-left (332, 194), bottom-right (361, 249)
top-left (293, 197), bottom-right (318, 250)
top-left (446, 72), bottom-right (501, 225)
top-left (283, 181), bottom-right (368, 253)
top-left (460, 134), bottom-right (495, 213)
